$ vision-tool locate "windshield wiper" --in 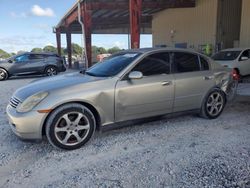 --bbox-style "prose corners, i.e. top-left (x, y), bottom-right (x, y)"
top-left (85, 72), bottom-right (97, 76)
top-left (86, 72), bottom-right (110, 77)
